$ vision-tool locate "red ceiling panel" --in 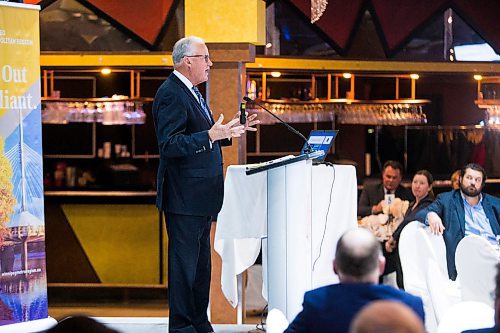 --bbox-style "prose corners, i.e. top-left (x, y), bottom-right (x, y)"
top-left (27, 0), bottom-right (500, 54)
top-left (370, 0), bottom-right (447, 51)
top-left (290, 0), bottom-right (364, 51)
top-left (87, 0), bottom-right (174, 45)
